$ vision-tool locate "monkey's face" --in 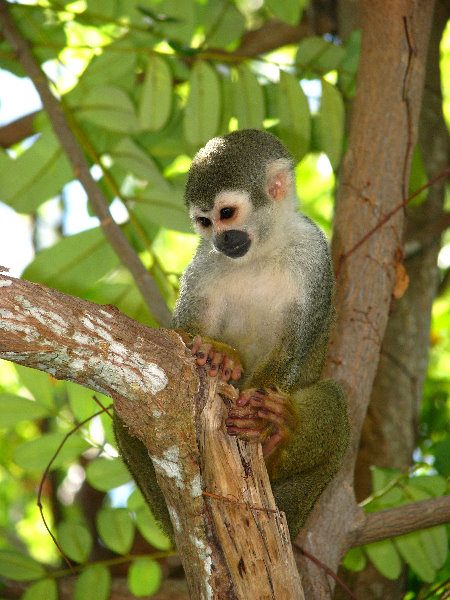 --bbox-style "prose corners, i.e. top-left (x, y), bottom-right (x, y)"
top-left (190, 190), bottom-right (254, 259)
